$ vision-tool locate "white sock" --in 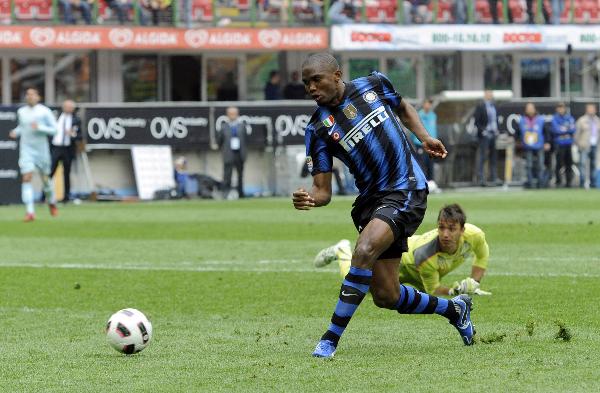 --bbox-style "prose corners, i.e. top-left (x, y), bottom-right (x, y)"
top-left (22, 182), bottom-right (34, 214)
top-left (42, 177), bottom-right (56, 204)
